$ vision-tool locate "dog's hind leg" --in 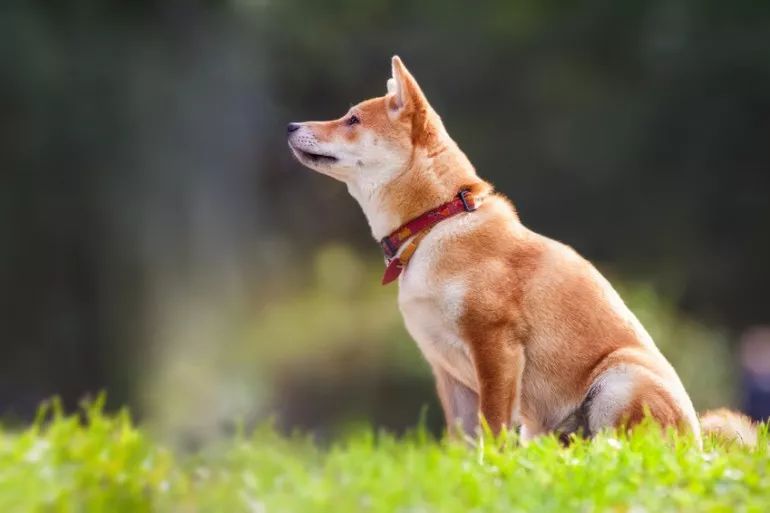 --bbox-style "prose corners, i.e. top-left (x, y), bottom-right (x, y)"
top-left (580, 365), bottom-right (699, 442)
